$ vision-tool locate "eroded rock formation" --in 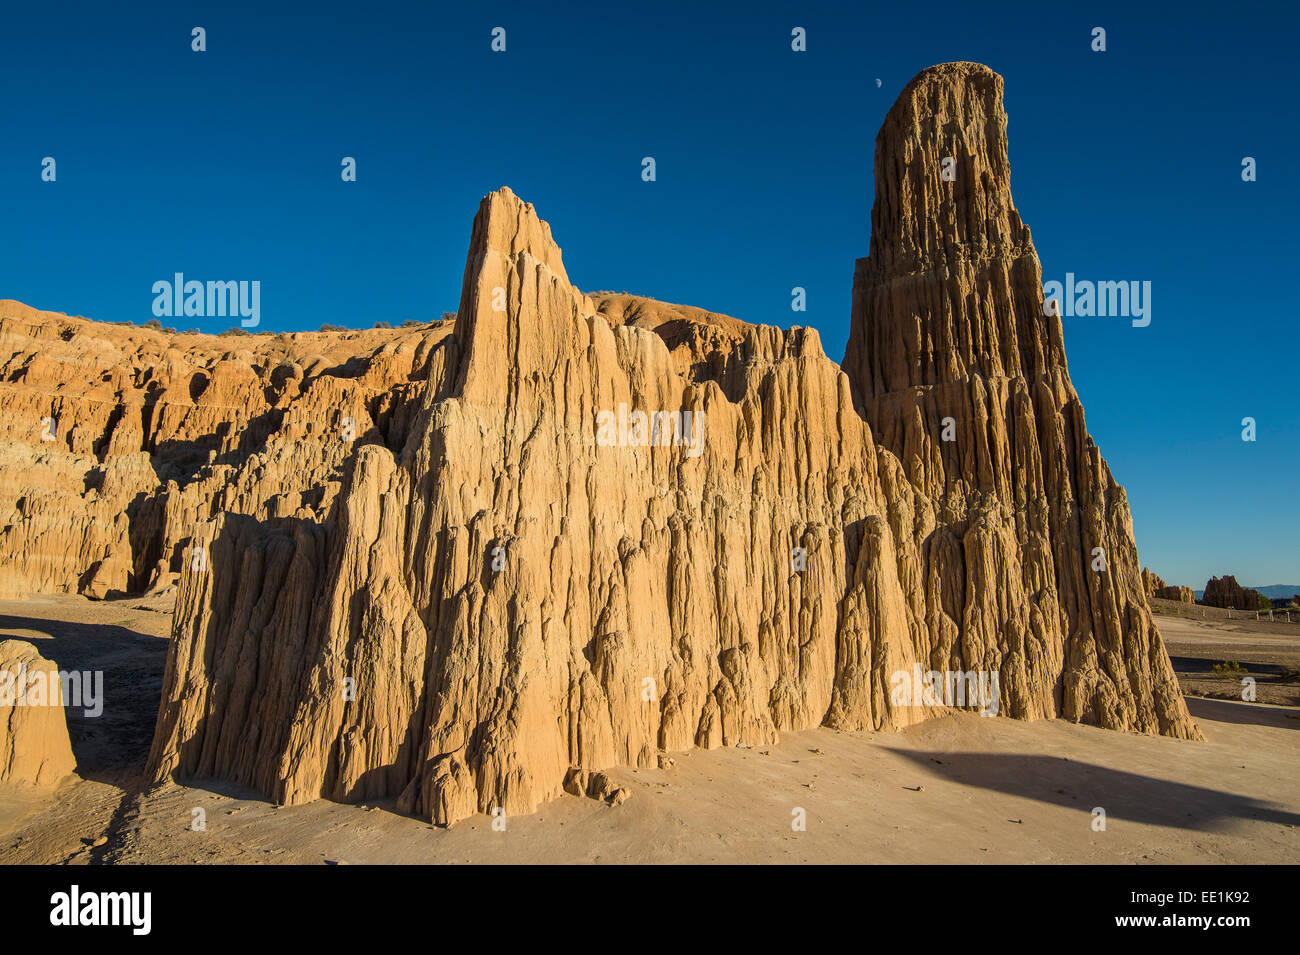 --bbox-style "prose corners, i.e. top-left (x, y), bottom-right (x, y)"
top-left (0, 640), bottom-right (77, 787)
top-left (842, 62), bottom-right (1195, 742)
top-left (145, 185), bottom-right (941, 823)
top-left (1143, 568), bottom-right (1193, 604)
top-left (1, 61), bottom-right (1200, 826)
top-left (1203, 575), bottom-right (1263, 611)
